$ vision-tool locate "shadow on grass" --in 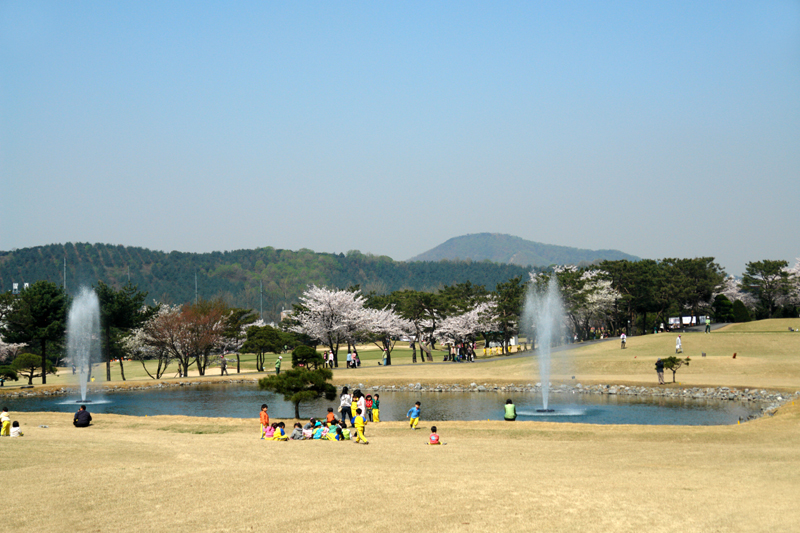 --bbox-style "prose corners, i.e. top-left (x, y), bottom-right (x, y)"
top-left (157, 425), bottom-right (229, 435)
